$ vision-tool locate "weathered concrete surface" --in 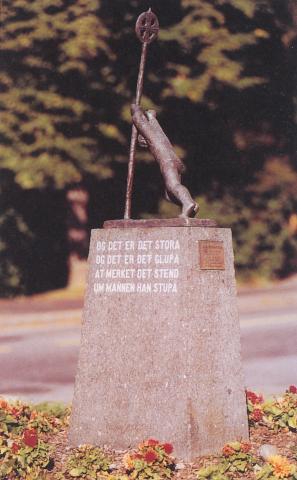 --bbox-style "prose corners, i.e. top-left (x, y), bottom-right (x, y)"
top-left (69, 226), bottom-right (248, 460)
